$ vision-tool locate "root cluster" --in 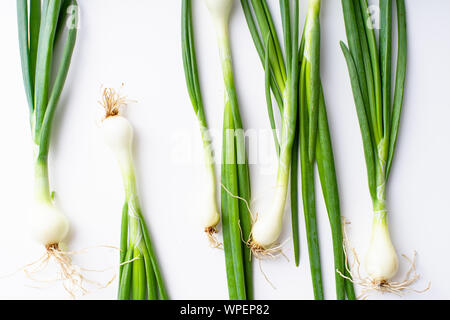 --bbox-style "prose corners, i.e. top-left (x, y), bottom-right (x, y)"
top-left (248, 240), bottom-right (286, 260)
top-left (205, 227), bottom-right (222, 249)
top-left (341, 220), bottom-right (430, 299)
top-left (22, 243), bottom-right (115, 299)
top-left (99, 86), bottom-right (132, 118)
